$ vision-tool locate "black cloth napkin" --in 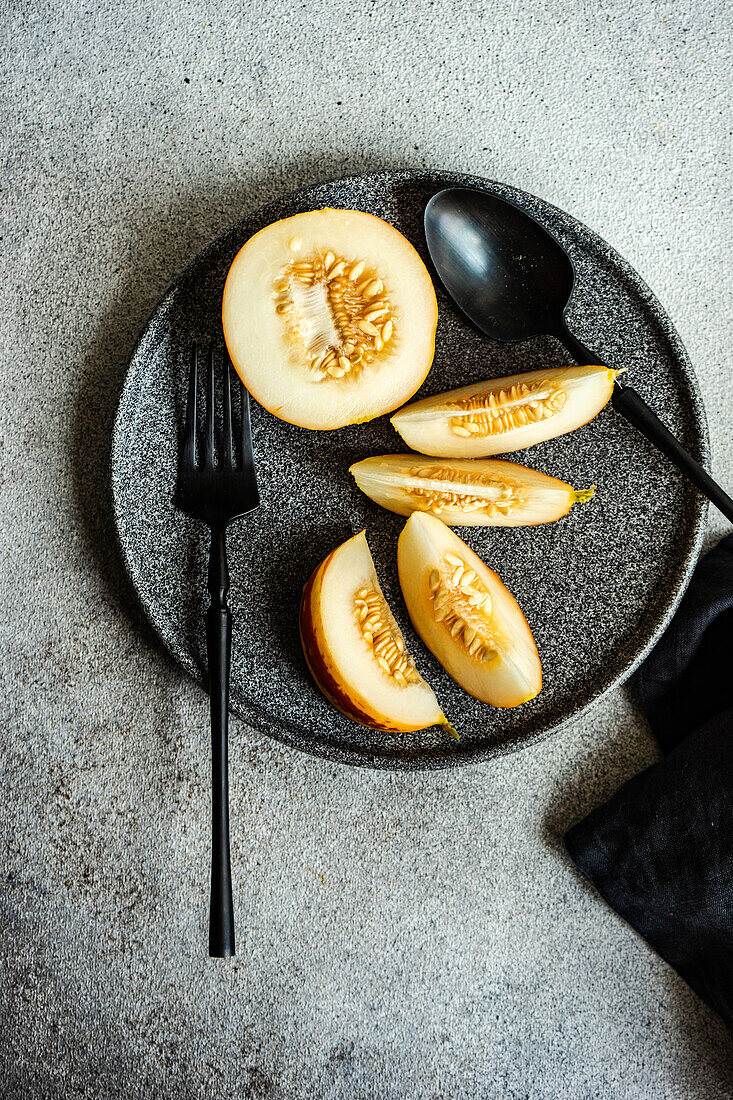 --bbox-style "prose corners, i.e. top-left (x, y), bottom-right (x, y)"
top-left (565, 533), bottom-right (733, 1028)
